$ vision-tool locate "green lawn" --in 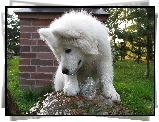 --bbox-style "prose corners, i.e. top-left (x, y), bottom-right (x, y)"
top-left (113, 61), bottom-right (154, 115)
top-left (7, 56), bottom-right (154, 115)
